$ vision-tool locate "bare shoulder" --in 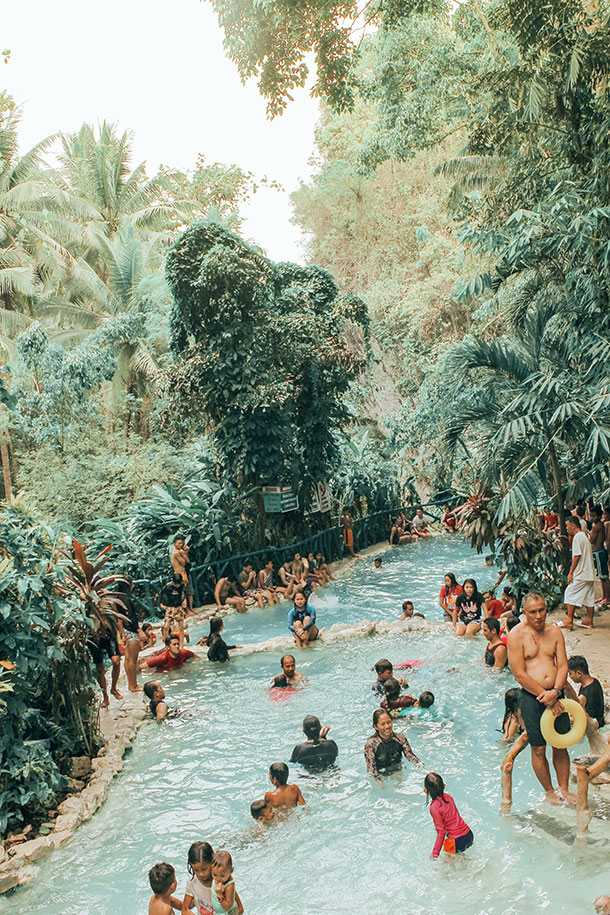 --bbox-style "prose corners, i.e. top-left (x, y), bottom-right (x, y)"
top-left (507, 623), bottom-right (525, 648)
top-left (544, 622), bottom-right (564, 646)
